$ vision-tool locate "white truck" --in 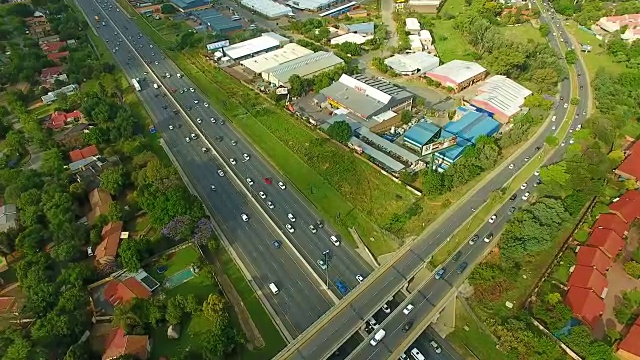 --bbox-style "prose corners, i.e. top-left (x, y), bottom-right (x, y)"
top-left (131, 78), bottom-right (141, 91)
